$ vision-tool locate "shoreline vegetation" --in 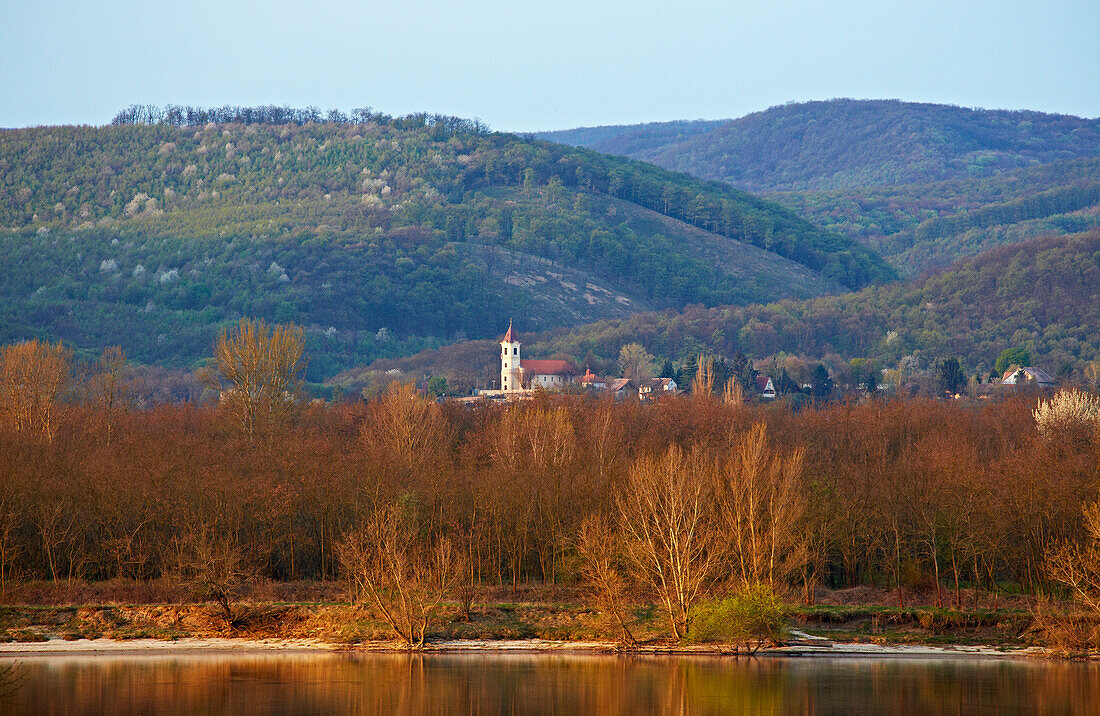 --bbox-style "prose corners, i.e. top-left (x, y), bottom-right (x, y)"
top-left (0, 325), bottom-right (1098, 659)
top-left (0, 582), bottom-right (1077, 660)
